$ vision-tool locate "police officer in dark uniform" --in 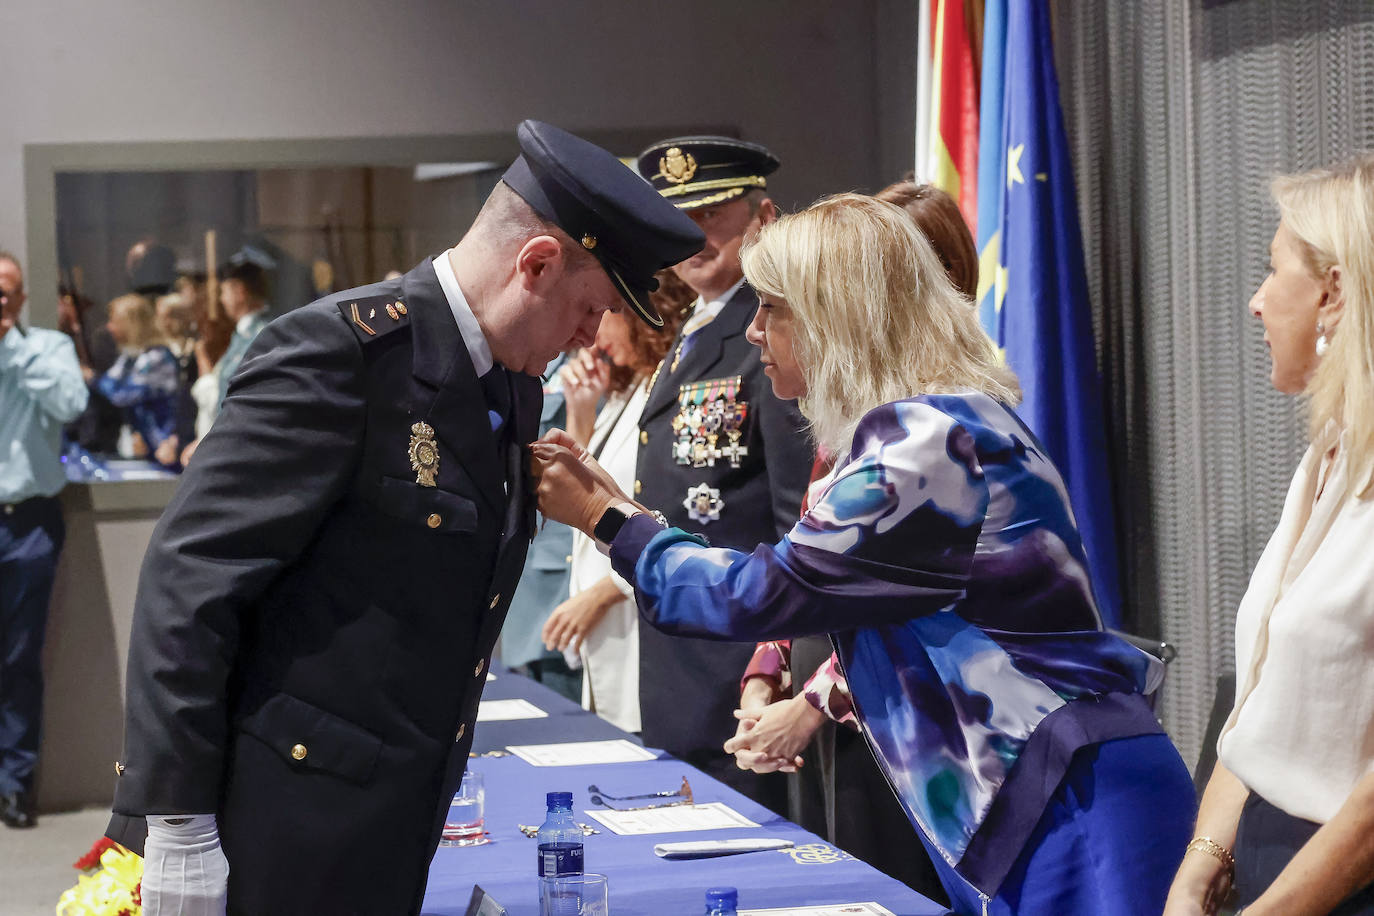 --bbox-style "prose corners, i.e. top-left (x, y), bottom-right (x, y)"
top-left (633, 137), bottom-right (813, 812)
top-left (105, 121), bottom-right (702, 916)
